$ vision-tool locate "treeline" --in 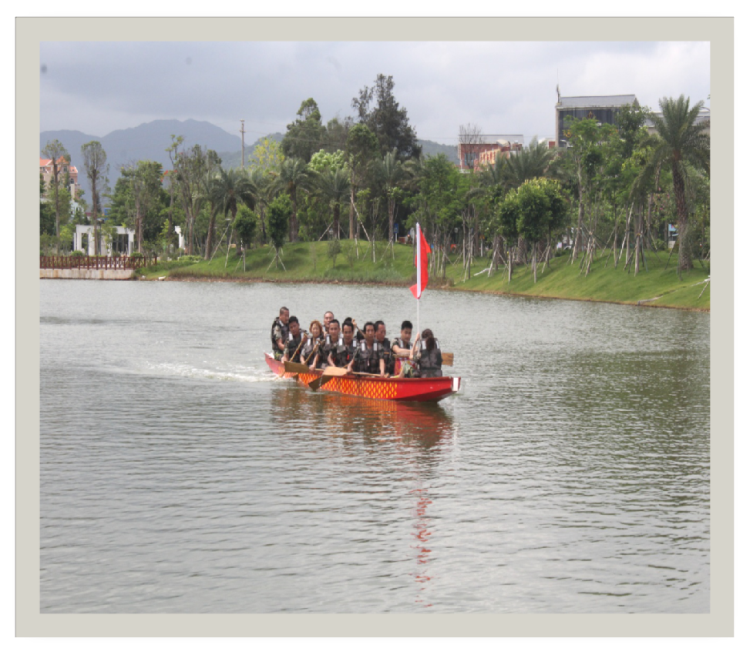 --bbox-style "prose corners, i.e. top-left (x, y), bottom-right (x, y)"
top-left (40, 74), bottom-right (709, 277)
